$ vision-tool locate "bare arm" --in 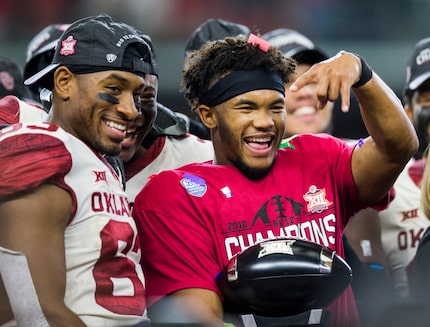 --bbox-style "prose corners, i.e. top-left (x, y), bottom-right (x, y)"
top-left (291, 51), bottom-right (418, 204)
top-left (149, 288), bottom-right (224, 327)
top-left (0, 184), bottom-right (85, 326)
top-left (344, 208), bottom-right (386, 265)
